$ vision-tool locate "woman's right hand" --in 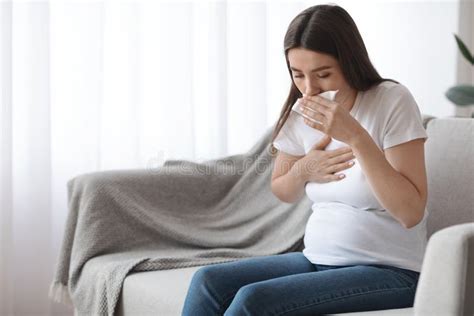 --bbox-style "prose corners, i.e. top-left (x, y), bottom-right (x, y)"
top-left (297, 135), bottom-right (356, 183)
